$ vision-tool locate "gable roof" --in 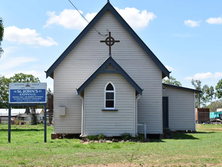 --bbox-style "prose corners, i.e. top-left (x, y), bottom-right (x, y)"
top-left (163, 83), bottom-right (202, 93)
top-left (77, 56), bottom-right (143, 95)
top-left (45, 1), bottom-right (170, 79)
